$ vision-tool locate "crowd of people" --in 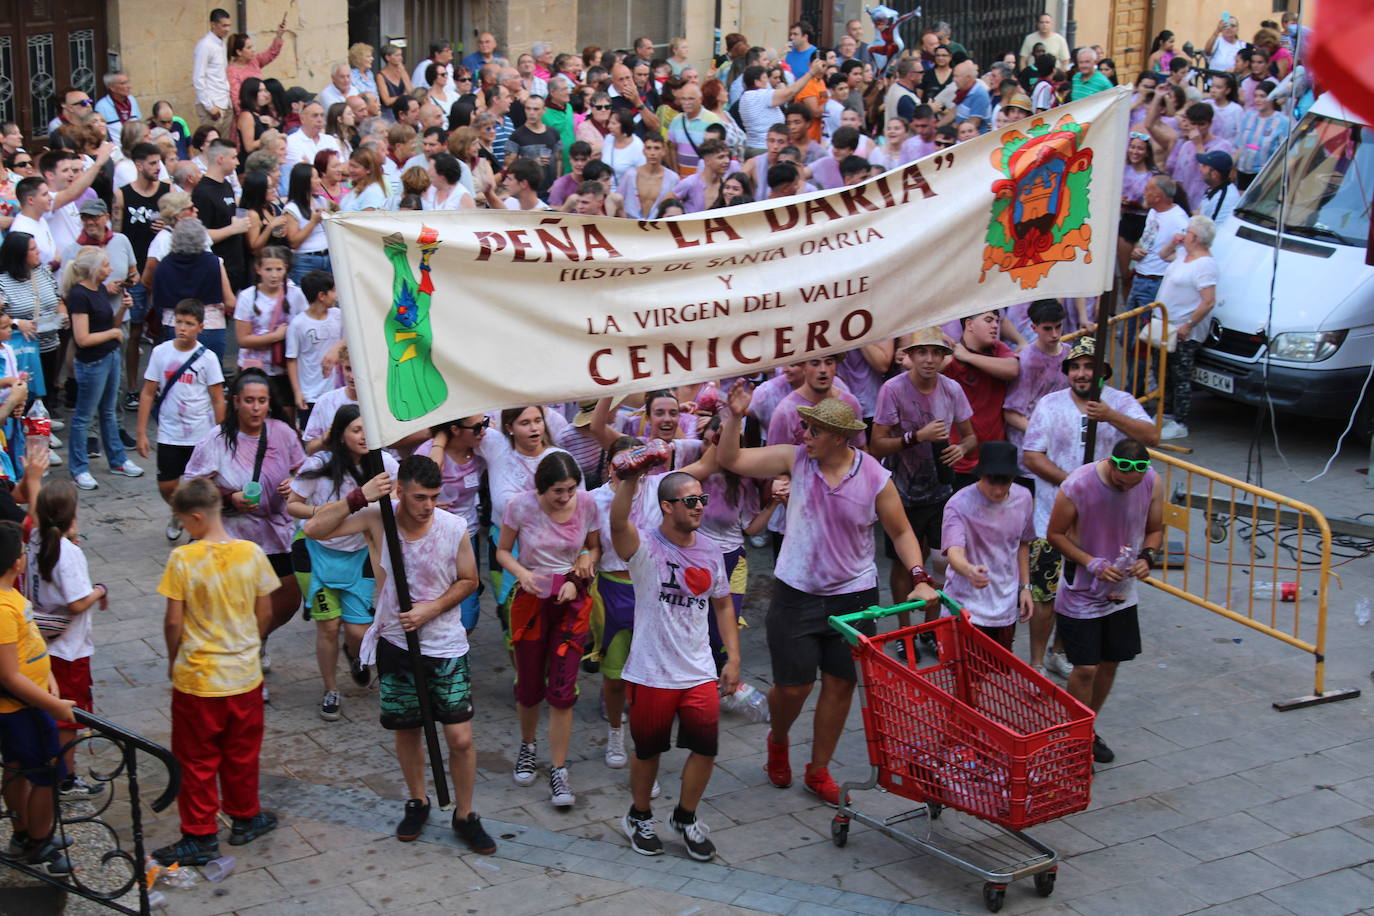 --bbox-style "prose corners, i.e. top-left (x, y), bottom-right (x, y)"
top-left (0, 3), bottom-right (1313, 882)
